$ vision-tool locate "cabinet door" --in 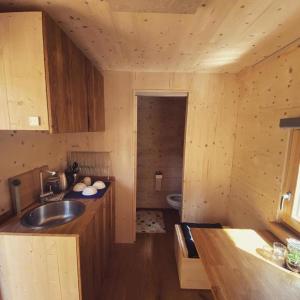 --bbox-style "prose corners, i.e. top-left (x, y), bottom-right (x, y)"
top-left (43, 13), bottom-right (71, 133)
top-left (102, 195), bottom-right (109, 272)
top-left (110, 186), bottom-right (115, 244)
top-left (102, 192), bottom-right (113, 273)
top-left (79, 201), bottom-right (109, 300)
top-left (0, 12), bottom-right (49, 130)
top-left (67, 41), bottom-right (89, 132)
top-left (86, 59), bottom-right (105, 132)
top-left (43, 13), bottom-right (88, 133)
top-left (94, 202), bottom-right (105, 283)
